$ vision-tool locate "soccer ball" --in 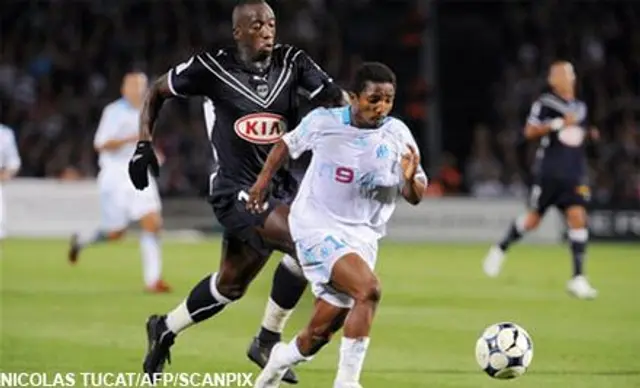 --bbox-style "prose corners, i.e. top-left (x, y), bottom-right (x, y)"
top-left (475, 322), bottom-right (534, 379)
